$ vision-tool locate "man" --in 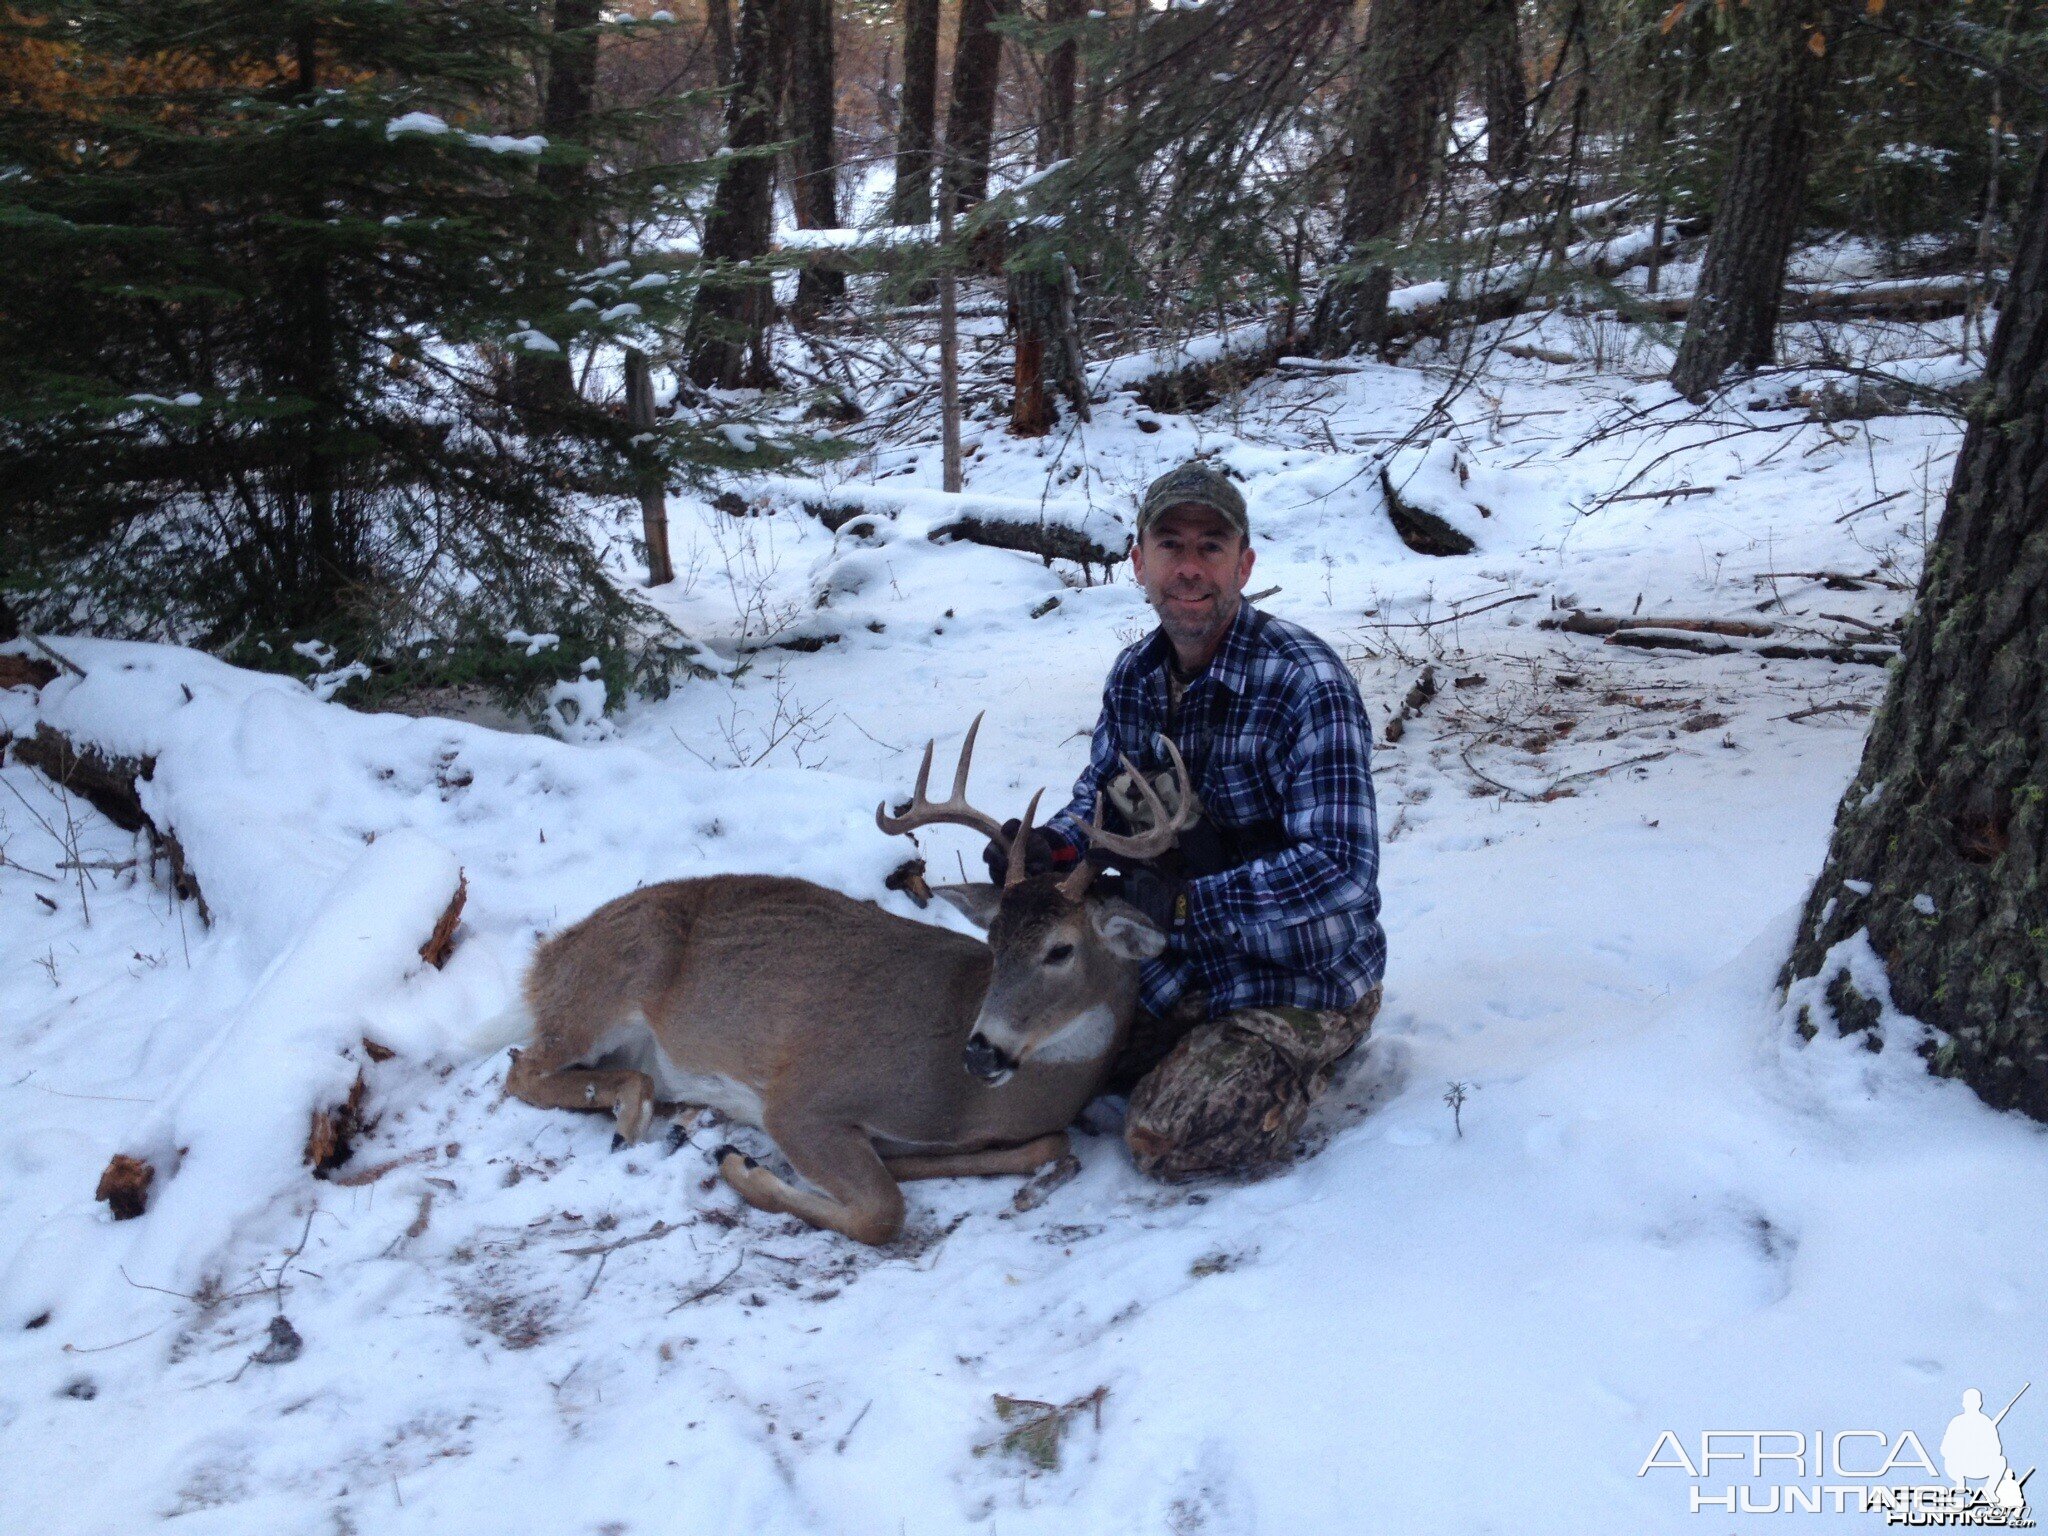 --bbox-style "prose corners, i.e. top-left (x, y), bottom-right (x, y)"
top-left (986, 460), bottom-right (1386, 1181)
